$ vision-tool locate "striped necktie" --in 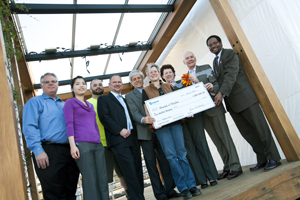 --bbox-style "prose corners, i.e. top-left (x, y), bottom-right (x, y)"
top-left (214, 56), bottom-right (219, 77)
